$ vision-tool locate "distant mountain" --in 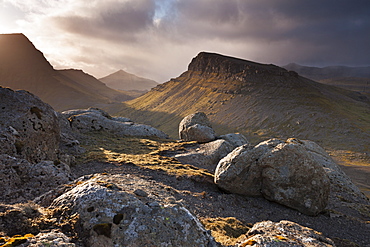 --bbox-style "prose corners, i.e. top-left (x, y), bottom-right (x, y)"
top-left (106, 52), bottom-right (370, 152)
top-left (99, 70), bottom-right (158, 92)
top-left (0, 33), bottom-right (133, 111)
top-left (283, 63), bottom-right (370, 94)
